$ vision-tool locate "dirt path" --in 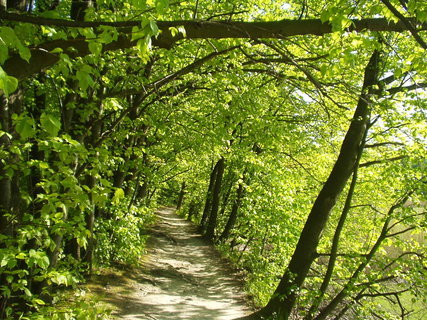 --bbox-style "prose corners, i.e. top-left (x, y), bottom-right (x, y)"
top-left (91, 207), bottom-right (253, 320)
